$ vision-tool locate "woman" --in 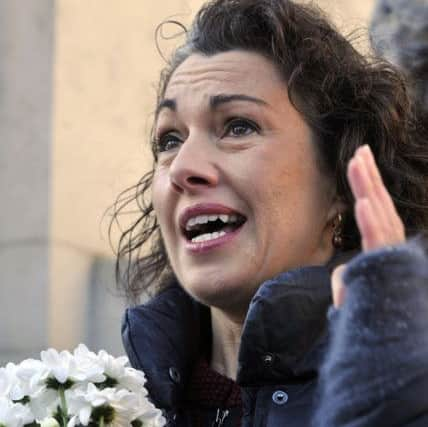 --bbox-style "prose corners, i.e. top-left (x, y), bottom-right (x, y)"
top-left (114, 0), bottom-right (428, 425)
